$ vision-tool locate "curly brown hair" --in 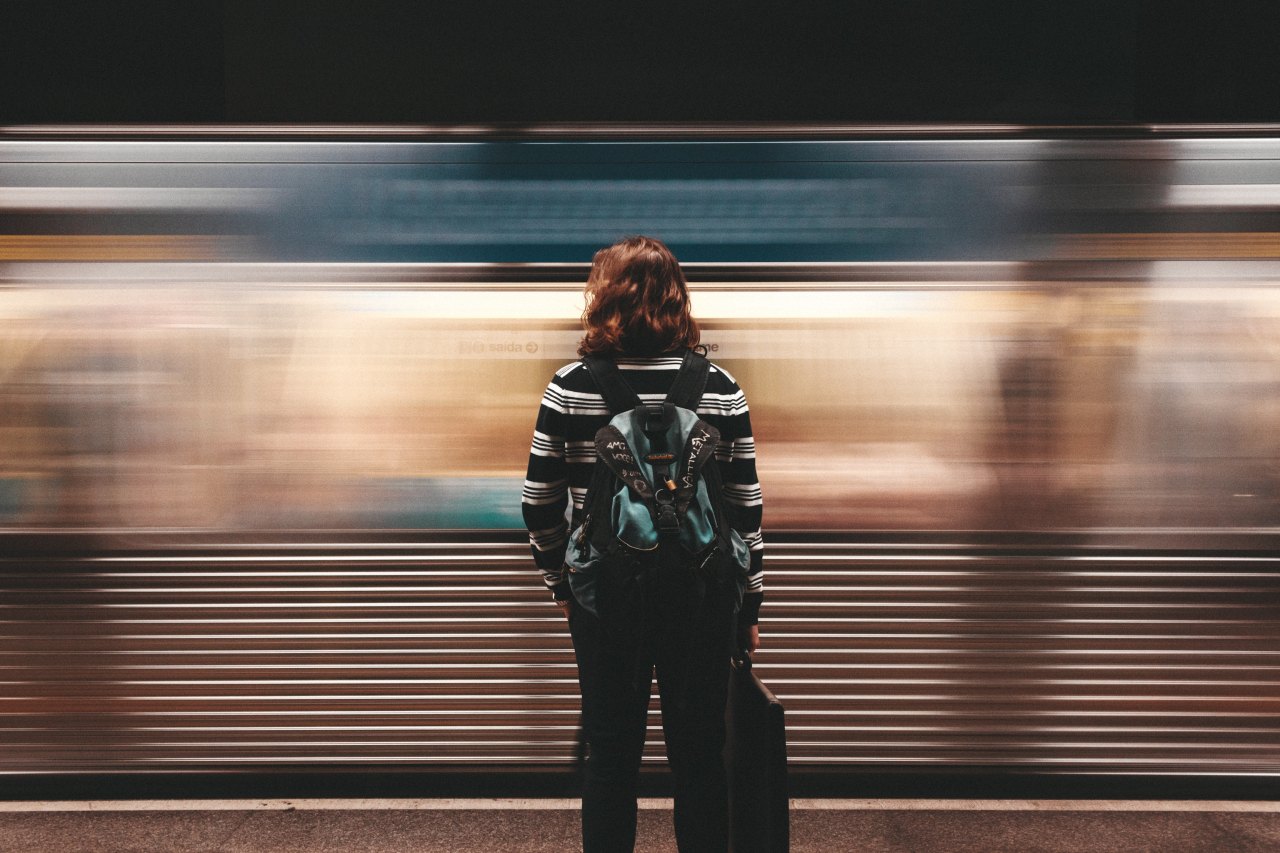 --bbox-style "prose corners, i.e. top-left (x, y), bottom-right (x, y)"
top-left (577, 236), bottom-right (701, 357)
